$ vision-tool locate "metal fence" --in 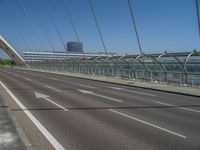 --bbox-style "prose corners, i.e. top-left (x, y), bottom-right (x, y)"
top-left (26, 51), bottom-right (200, 86)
